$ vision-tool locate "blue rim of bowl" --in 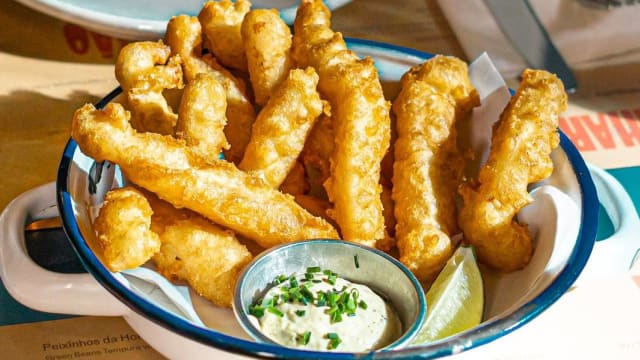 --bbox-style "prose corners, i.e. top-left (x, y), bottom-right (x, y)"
top-left (232, 238), bottom-right (427, 351)
top-left (56, 38), bottom-right (598, 359)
